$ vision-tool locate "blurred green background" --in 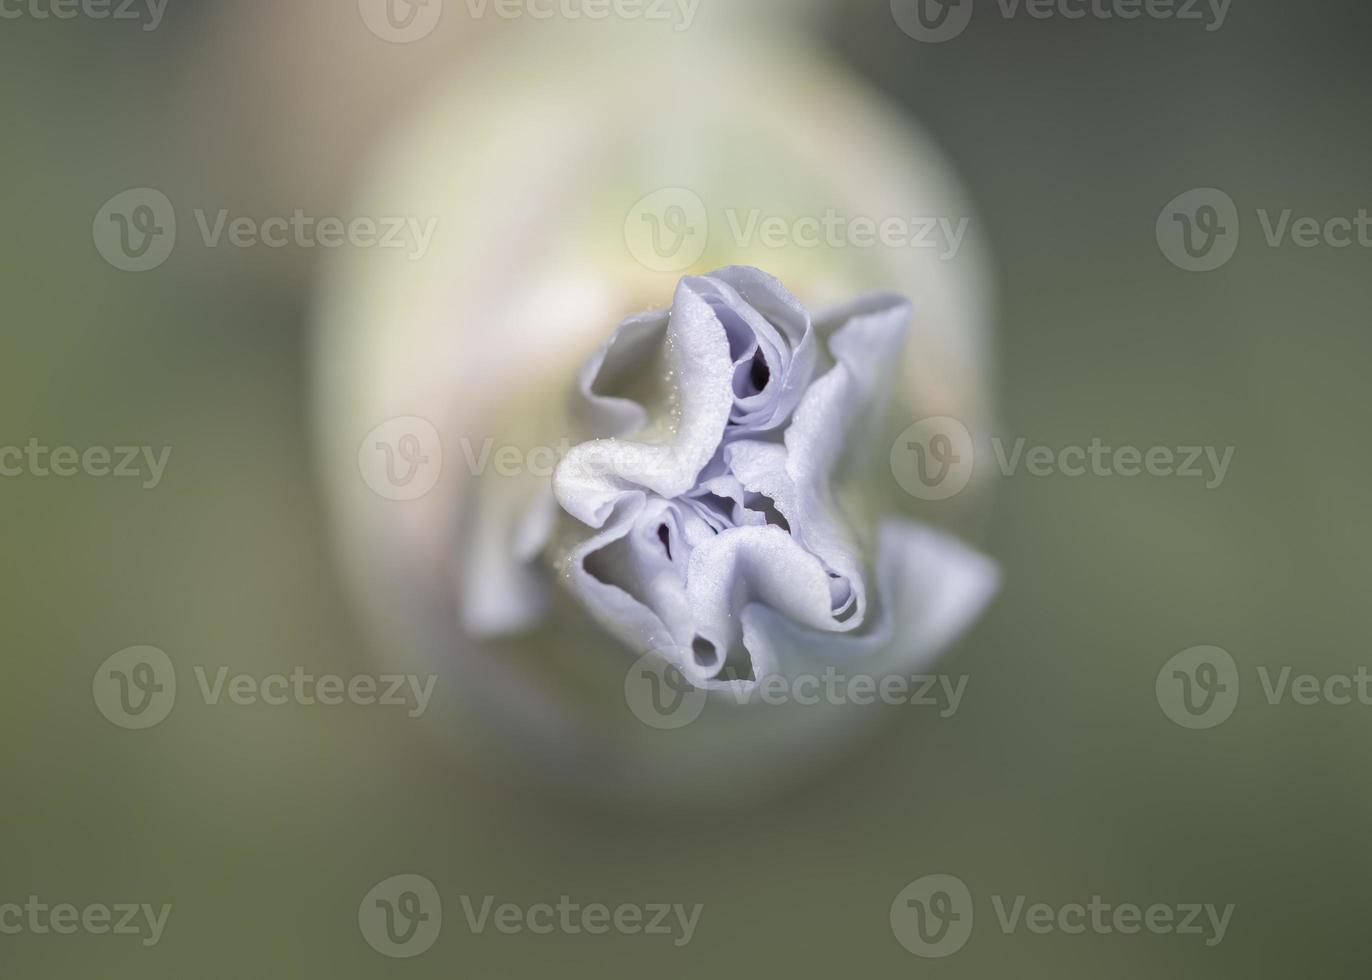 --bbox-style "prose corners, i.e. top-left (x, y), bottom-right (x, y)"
top-left (3, 0), bottom-right (1370, 976)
